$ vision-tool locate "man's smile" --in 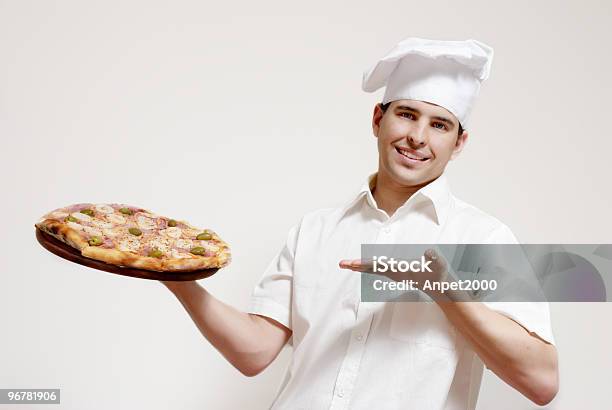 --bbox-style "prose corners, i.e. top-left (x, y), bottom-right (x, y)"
top-left (395, 146), bottom-right (431, 164)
